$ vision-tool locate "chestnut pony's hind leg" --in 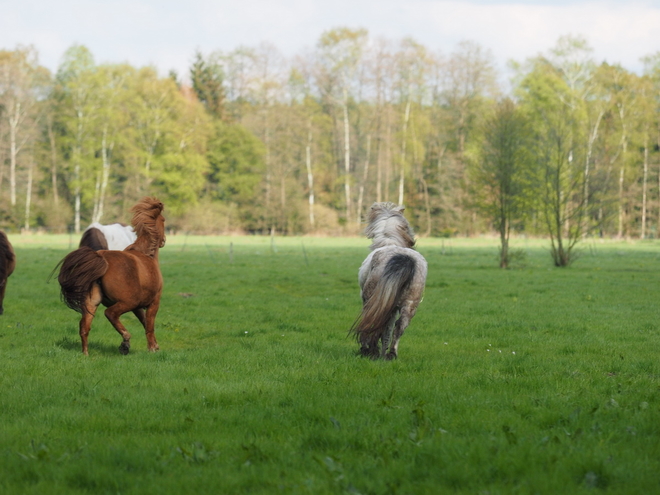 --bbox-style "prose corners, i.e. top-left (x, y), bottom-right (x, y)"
top-left (80, 283), bottom-right (103, 355)
top-left (144, 297), bottom-right (161, 352)
top-left (132, 308), bottom-right (147, 328)
top-left (104, 302), bottom-right (134, 355)
top-left (131, 303), bottom-right (160, 352)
